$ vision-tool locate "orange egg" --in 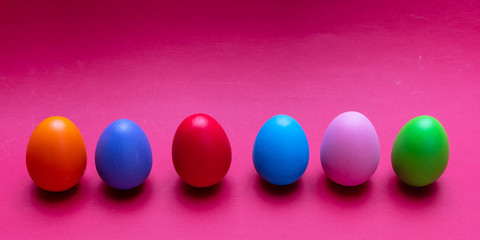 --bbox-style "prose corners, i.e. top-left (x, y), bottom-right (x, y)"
top-left (26, 116), bottom-right (87, 192)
